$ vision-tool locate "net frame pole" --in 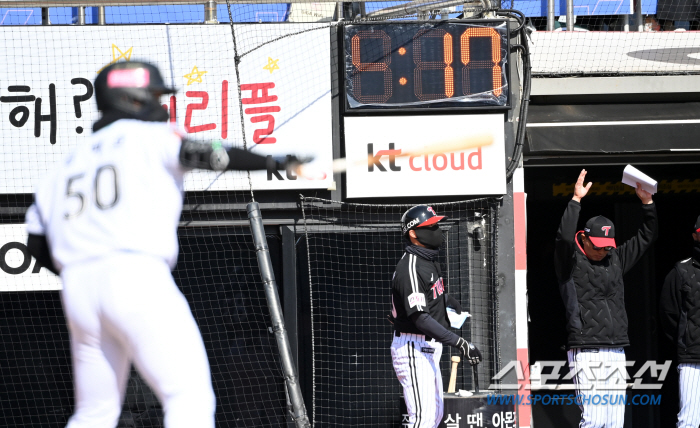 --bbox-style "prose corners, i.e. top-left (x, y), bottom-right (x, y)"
top-left (204, 0), bottom-right (218, 23)
top-left (566, 0), bottom-right (574, 30)
top-left (546, 0), bottom-right (554, 30)
top-left (75, 6), bottom-right (85, 24)
top-left (97, 5), bottom-right (106, 24)
top-left (247, 202), bottom-right (311, 428)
